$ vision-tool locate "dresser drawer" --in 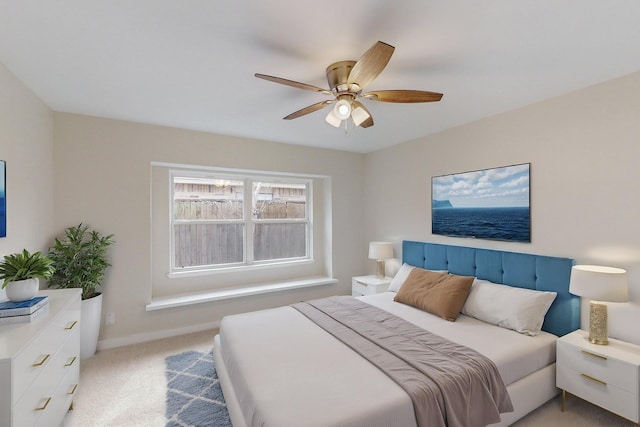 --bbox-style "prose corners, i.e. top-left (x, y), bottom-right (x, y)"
top-left (13, 339), bottom-right (75, 427)
top-left (557, 366), bottom-right (639, 422)
top-left (35, 335), bottom-right (80, 427)
top-left (0, 289), bottom-right (82, 427)
top-left (12, 311), bottom-right (80, 404)
top-left (557, 340), bottom-right (639, 393)
top-left (34, 370), bottom-right (79, 427)
top-left (12, 331), bottom-right (64, 404)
